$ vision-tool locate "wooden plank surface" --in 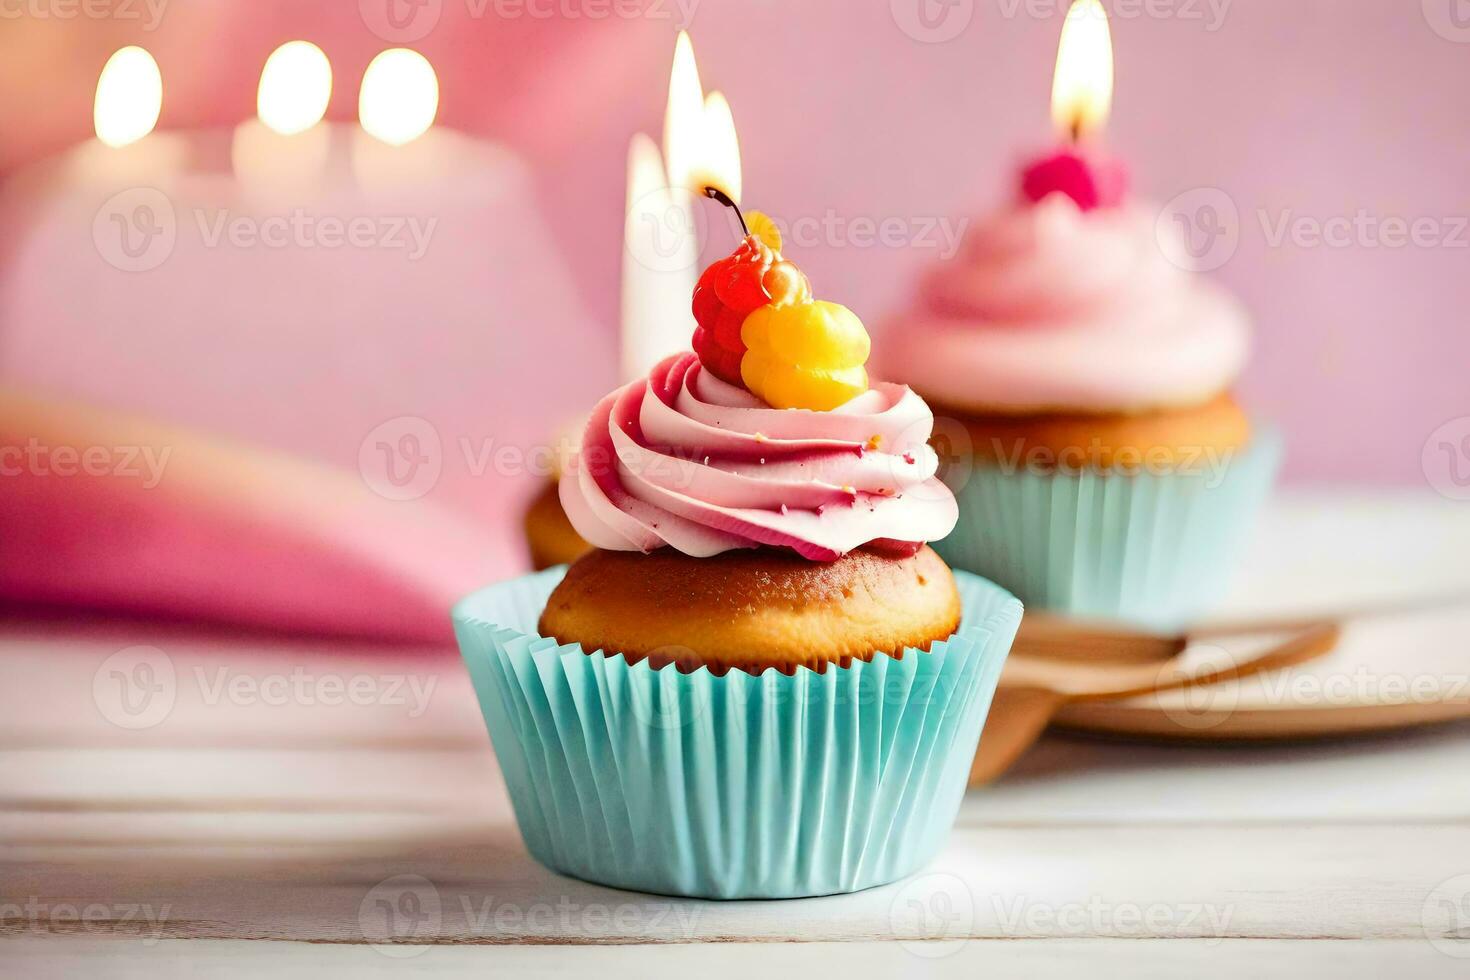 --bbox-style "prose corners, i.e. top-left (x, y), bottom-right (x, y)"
top-left (2, 489), bottom-right (1469, 971)
top-left (5, 657), bottom-right (1469, 948)
top-left (6, 818), bottom-right (1469, 943)
top-left (4, 937), bottom-right (1467, 979)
